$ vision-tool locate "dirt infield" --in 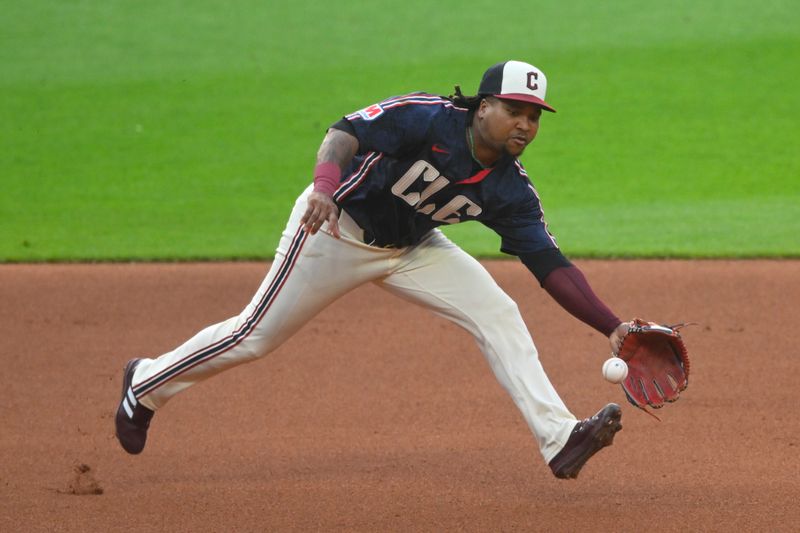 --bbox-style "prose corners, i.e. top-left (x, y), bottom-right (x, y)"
top-left (1, 260), bottom-right (798, 532)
